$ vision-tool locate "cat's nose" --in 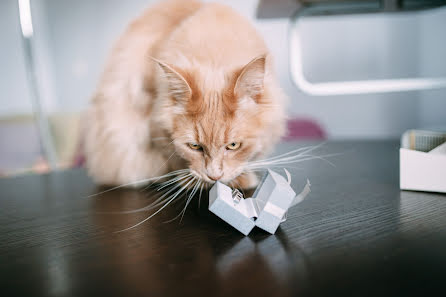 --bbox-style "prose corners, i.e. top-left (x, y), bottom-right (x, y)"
top-left (207, 173), bottom-right (223, 181)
